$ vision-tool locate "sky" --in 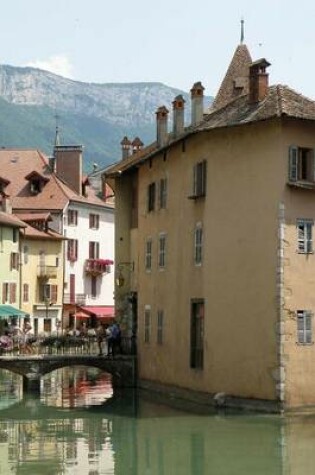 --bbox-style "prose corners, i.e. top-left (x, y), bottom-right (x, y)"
top-left (1, 0), bottom-right (315, 99)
